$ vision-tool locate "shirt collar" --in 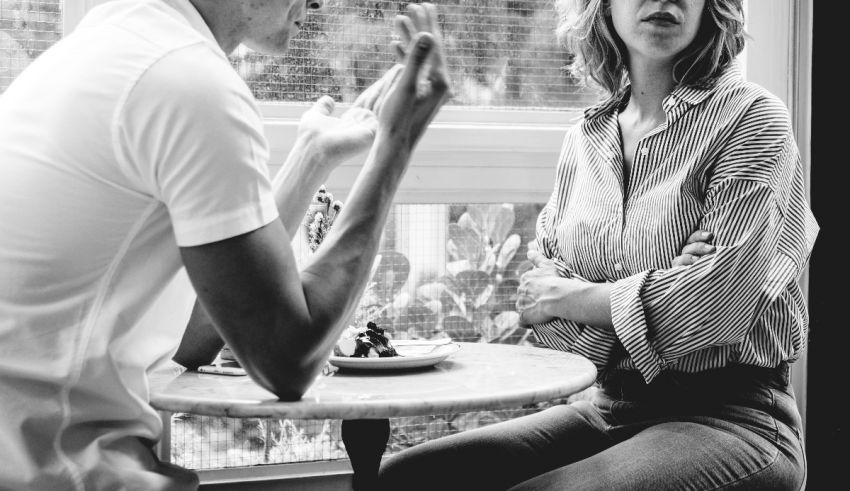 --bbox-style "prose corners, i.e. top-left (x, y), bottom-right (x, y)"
top-left (583, 61), bottom-right (744, 121)
top-left (160, 0), bottom-right (227, 59)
